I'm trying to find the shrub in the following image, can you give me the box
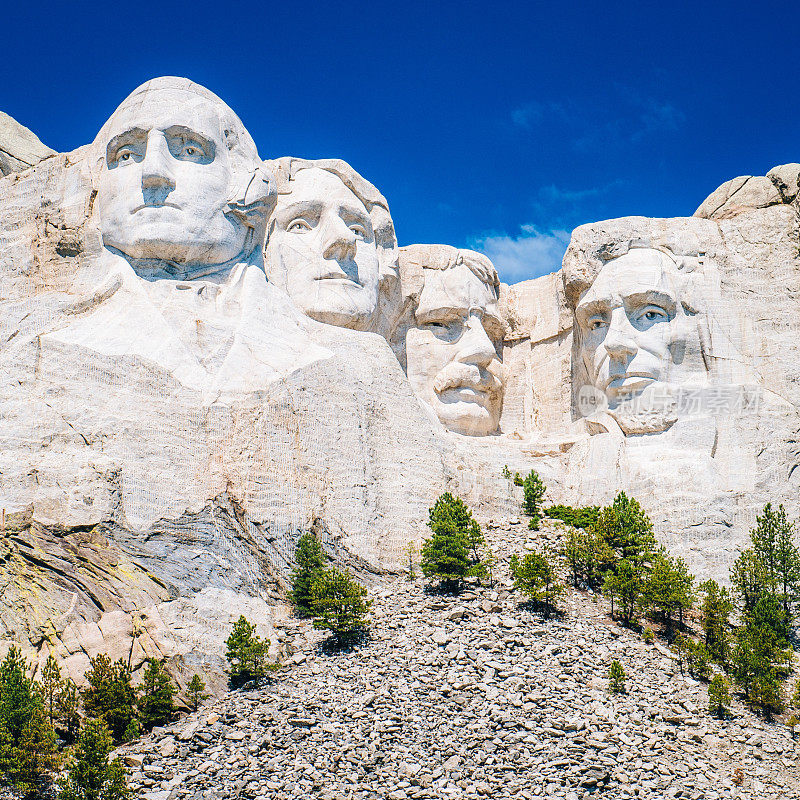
[544,504,599,530]
[708,675,731,719]
[187,675,209,712]
[405,542,417,581]
[521,471,546,529]
[311,568,372,643]
[137,660,176,731]
[420,493,483,591]
[509,550,564,615]
[608,660,625,694]
[674,634,711,681]
[643,627,655,645]
[225,616,277,686]
[58,717,130,800]
[82,655,138,744]
[290,533,328,616]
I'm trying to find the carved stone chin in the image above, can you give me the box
[400,244,505,437]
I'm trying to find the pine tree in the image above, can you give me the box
[225,616,276,686]
[699,579,733,665]
[290,534,328,616]
[708,675,731,718]
[0,647,58,792]
[59,718,130,800]
[509,550,564,615]
[730,548,768,618]
[40,654,63,726]
[420,493,483,592]
[82,655,138,743]
[595,492,656,564]
[311,568,372,643]
[137,659,176,730]
[602,559,644,625]
[643,550,695,630]
[521,471,546,529]
[187,675,209,712]
[608,660,625,694]
[58,678,81,743]
[15,707,59,794]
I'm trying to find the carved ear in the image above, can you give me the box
[226,162,277,224]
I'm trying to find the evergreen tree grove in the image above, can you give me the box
[82,655,138,744]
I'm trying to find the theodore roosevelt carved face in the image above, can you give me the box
[91,77,269,278]
[574,247,710,431]
[401,245,504,436]
[265,160,398,332]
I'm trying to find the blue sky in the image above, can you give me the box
[3,1,798,283]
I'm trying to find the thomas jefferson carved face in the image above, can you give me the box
[575,248,694,406]
[94,83,256,271]
[265,168,380,330]
[405,256,504,436]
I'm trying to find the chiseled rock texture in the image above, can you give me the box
[0,110,54,176]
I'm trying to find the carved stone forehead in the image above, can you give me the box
[277,167,369,214]
[579,248,681,307]
[89,76,259,178]
[416,263,498,317]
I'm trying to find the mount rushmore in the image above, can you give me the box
[1,76,799,681]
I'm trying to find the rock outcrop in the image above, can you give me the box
[0,110,55,176]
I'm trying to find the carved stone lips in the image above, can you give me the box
[603,372,656,391]
[131,202,181,212]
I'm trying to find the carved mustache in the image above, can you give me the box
[433,362,501,396]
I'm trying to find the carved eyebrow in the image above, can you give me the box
[106,127,147,160]
[277,199,324,217]
[415,306,465,324]
[575,298,611,323]
[624,290,676,314]
[163,125,215,156]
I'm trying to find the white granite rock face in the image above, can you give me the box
[0,110,55,176]
[2,76,800,679]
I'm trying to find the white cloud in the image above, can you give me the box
[470,225,571,282]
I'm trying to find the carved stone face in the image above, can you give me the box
[406,263,504,436]
[95,88,248,267]
[265,168,380,330]
[575,248,686,403]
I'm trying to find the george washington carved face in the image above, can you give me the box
[92,78,268,276]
